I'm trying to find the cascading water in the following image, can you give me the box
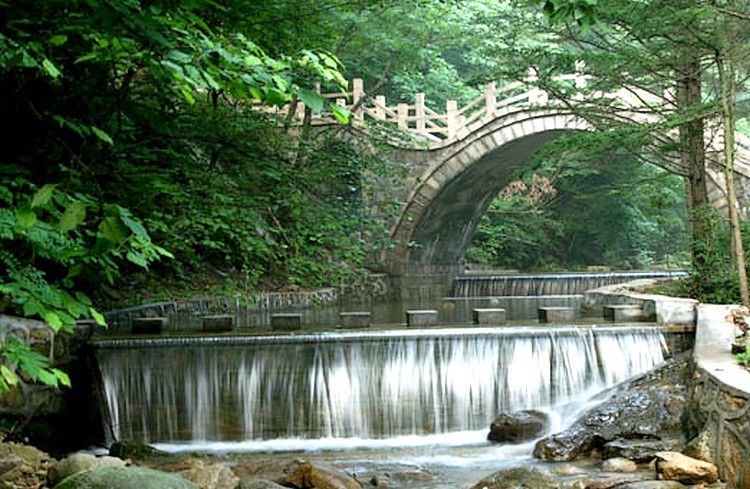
[446,271,687,320]
[450,271,687,297]
[96,326,667,449]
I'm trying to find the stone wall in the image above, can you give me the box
[104,274,393,331]
[0,315,96,417]
[685,305,750,489]
[0,315,103,453]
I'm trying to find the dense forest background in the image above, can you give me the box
[2,0,750,385]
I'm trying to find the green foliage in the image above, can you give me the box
[736,348,750,366]
[467,147,689,271]
[0,0,356,393]
[676,206,750,304]
[0,337,70,392]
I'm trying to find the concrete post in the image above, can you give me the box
[485,81,496,120]
[375,95,386,120]
[446,99,458,139]
[352,78,364,116]
[397,103,408,129]
[415,92,426,134]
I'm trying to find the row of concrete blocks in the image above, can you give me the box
[129,304,645,334]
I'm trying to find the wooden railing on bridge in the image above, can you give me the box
[280,70,595,146]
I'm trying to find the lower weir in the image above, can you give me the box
[96,326,668,446]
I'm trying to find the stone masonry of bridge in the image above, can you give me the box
[289,74,750,296]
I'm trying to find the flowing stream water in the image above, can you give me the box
[94,272,680,486]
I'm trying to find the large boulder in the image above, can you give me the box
[533,355,688,461]
[487,410,549,443]
[48,453,125,486]
[51,466,199,489]
[654,451,719,485]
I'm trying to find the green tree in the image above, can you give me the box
[0,0,350,391]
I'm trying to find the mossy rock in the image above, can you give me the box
[51,466,199,489]
[109,440,167,460]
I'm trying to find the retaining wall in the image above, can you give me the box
[686,305,750,489]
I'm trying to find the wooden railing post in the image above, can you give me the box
[485,81,496,120]
[375,95,386,120]
[526,66,548,105]
[312,80,322,119]
[415,92,426,134]
[352,78,364,116]
[446,100,458,139]
[397,103,409,130]
[574,60,587,90]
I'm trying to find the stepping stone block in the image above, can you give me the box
[202,314,235,332]
[603,305,644,322]
[406,310,438,327]
[271,313,302,331]
[131,317,167,334]
[473,308,507,325]
[340,311,371,329]
[538,307,575,323]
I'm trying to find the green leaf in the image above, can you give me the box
[41,310,63,331]
[52,368,71,388]
[59,201,87,232]
[15,209,37,230]
[74,53,98,64]
[89,307,108,327]
[41,58,61,78]
[91,126,114,145]
[49,34,68,46]
[100,216,128,243]
[31,184,57,208]
[331,105,351,124]
[297,88,324,113]
[0,366,18,388]
[126,250,148,267]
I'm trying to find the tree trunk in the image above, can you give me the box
[676,55,710,272]
[717,52,749,306]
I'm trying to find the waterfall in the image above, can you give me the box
[450,271,687,298]
[97,326,667,445]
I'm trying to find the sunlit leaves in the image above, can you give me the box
[0,337,70,393]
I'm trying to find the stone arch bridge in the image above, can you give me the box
[290,75,750,293]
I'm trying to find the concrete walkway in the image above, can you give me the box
[694,304,750,393]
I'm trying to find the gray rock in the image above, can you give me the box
[179,460,239,489]
[603,439,678,463]
[239,480,288,489]
[51,466,199,489]
[0,454,24,475]
[488,410,549,443]
[601,457,637,472]
[48,453,125,486]
[683,428,715,463]
[533,356,689,461]
[469,466,560,489]
[616,482,687,489]
[109,440,167,460]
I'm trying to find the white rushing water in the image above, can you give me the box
[97,325,667,451]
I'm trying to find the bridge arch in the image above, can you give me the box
[389,109,593,271]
